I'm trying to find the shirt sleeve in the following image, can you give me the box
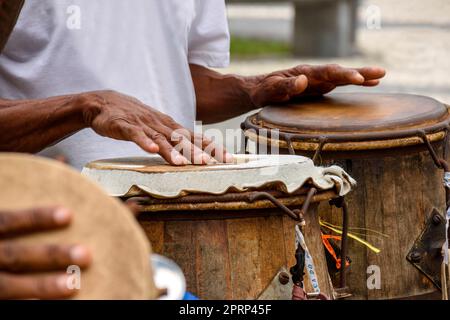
[188,0,230,68]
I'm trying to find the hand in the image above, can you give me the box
[248,64,386,107]
[79,91,232,166]
[0,207,92,300]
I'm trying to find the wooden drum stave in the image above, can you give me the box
[242,93,450,300]
[136,189,334,300]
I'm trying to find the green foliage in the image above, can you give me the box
[230,37,291,59]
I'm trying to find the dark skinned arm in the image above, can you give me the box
[191,64,386,124]
[0,91,229,165]
[0,95,87,153]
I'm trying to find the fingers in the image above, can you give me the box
[175,135,215,165]
[126,121,226,166]
[92,92,231,166]
[323,64,365,85]
[355,66,386,81]
[0,243,91,273]
[160,126,216,165]
[0,272,76,300]
[127,128,160,154]
[144,127,189,166]
[160,117,233,164]
[298,64,385,88]
[0,207,72,238]
[174,131,233,164]
[200,137,233,163]
[157,119,233,164]
[254,75,308,105]
[277,75,308,99]
[362,79,380,87]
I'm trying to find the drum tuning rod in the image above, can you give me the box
[247,191,301,221]
[247,190,316,222]
[298,188,317,218]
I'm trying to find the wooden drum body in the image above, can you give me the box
[137,190,335,300]
[243,93,450,300]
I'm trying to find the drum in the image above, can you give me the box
[83,154,356,300]
[242,93,450,300]
[0,153,157,300]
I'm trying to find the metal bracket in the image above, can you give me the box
[257,267,294,300]
[407,208,446,289]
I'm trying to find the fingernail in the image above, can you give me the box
[354,74,365,83]
[225,153,234,163]
[53,207,72,225]
[174,155,189,165]
[295,76,307,87]
[70,245,90,264]
[149,142,159,151]
[202,154,214,165]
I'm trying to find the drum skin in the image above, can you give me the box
[137,195,335,300]
[244,93,450,299]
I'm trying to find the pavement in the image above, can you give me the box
[202,0,450,153]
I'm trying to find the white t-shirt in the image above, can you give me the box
[0,0,230,170]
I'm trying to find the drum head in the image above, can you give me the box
[246,93,450,152]
[82,154,355,199]
[258,93,448,133]
[0,153,157,300]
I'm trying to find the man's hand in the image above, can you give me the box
[1,90,232,165]
[79,91,232,166]
[0,207,92,300]
[248,64,386,107]
[191,64,386,124]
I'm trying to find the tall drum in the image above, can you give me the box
[243,93,450,300]
[83,155,356,300]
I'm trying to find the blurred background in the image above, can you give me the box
[203,0,450,153]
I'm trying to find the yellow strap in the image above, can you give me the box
[321,219,389,239]
[320,219,381,254]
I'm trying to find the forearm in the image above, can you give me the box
[190,64,260,124]
[0,94,88,153]
[0,0,25,53]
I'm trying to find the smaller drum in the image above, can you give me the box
[0,153,157,300]
[242,93,450,300]
[83,155,356,300]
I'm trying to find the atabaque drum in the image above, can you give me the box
[243,93,450,300]
[83,154,356,300]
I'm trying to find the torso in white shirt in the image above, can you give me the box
[0,0,230,169]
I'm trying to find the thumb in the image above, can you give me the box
[275,75,308,99]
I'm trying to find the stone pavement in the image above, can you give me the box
[203,0,450,152]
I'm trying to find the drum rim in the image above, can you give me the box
[242,104,450,151]
[256,93,449,133]
[129,189,338,213]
